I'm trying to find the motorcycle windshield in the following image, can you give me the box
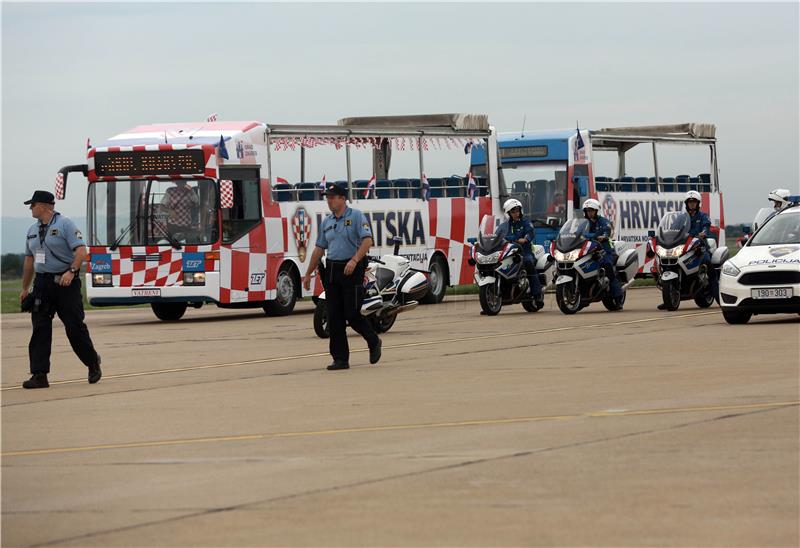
[752,207,775,232]
[477,215,507,252]
[656,212,690,248]
[556,218,589,252]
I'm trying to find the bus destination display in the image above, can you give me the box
[94,149,206,176]
[499,145,549,159]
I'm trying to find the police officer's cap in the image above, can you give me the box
[24,190,55,205]
[324,183,347,197]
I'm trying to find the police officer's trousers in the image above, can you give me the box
[522,256,542,299]
[29,273,99,375]
[600,252,623,298]
[325,260,379,364]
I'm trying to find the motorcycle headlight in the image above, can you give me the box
[555,249,580,262]
[183,272,206,286]
[92,273,112,287]
[656,246,682,258]
[721,261,740,277]
[476,251,501,264]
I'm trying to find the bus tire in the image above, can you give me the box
[264,264,298,316]
[151,302,187,321]
[421,255,447,304]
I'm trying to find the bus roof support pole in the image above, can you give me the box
[417,135,425,189]
[652,141,660,193]
[711,144,719,193]
[617,149,626,179]
[301,146,306,183]
[265,132,273,195]
[345,141,353,201]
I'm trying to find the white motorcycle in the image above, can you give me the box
[313,238,429,338]
[646,211,729,310]
[552,218,640,314]
[469,216,555,316]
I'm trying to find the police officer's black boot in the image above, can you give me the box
[369,338,382,364]
[326,361,350,371]
[22,374,49,389]
[88,354,102,384]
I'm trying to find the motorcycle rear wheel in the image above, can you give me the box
[556,284,581,315]
[521,299,542,312]
[661,280,681,311]
[313,302,329,339]
[479,284,503,316]
[694,288,715,308]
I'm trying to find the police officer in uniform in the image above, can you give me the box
[19,190,102,389]
[302,183,381,370]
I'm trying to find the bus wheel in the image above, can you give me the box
[264,265,298,316]
[421,255,447,304]
[151,302,187,321]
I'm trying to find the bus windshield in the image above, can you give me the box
[87,179,218,246]
[499,162,567,226]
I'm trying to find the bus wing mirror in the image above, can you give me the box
[573,176,589,196]
[220,180,234,208]
[55,164,88,199]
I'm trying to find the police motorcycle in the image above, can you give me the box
[312,237,429,338]
[551,218,639,314]
[646,211,729,310]
[468,216,554,316]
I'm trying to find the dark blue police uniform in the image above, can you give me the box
[498,217,542,300]
[316,187,380,367]
[586,216,623,298]
[25,210,100,378]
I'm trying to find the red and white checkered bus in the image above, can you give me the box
[56,114,504,320]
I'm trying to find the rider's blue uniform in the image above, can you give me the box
[687,209,716,295]
[498,217,542,299]
[585,216,622,298]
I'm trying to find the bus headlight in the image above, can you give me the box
[183,272,206,286]
[92,273,112,287]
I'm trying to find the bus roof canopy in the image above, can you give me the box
[266,113,490,138]
[590,123,716,150]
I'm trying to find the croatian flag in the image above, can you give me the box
[574,126,585,163]
[86,138,91,150]
[364,175,376,199]
[276,177,289,185]
[218,135,229,160]
[467,172,477,200]
[319,174,327,190]
[464,141,473,155]
[421,173,430,201]
[206,113,218,123]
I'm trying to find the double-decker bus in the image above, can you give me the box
[56,114,502,320]
[469,123,725,274]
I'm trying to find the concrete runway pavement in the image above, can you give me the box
[2,288,798,546]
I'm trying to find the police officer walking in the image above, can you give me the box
[302,183,381,370]
[19,190,102,389]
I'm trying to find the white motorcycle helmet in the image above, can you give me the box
[684,190,702,210]
[582,198,601,212]
[768,188,790,209]
[503,198,523,218]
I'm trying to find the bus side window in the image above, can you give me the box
[221,176,262,243]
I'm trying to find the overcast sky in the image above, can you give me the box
[2,1,798,243]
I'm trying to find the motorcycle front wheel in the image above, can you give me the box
[602,291,626,311]
[661,279,681,311]
[479,283,503,316]
[694,288,715,308]
[371,312,397,333]
[313,302,329,338]
[556,282,582,315]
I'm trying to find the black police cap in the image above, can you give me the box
[324,183,347,197]
[24,190,55,205]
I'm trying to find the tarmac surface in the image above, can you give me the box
[2,288,798,547]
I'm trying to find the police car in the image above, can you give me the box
[719,198,800,324]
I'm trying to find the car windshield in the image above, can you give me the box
[88,179,218,246]
[656,211,691,248]
[556,218,589,252]
[477,215,507,252]
[749,213,800,246]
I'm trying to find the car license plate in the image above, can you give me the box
[132,288,161,297]
[751,287,793,299]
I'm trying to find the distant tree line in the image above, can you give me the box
[2,254,25,278]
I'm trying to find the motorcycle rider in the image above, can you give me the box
[581,198,623,300]
[498,198,544,306]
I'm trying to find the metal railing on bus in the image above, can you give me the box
[593,174,713,193]
[271,177,490,202]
